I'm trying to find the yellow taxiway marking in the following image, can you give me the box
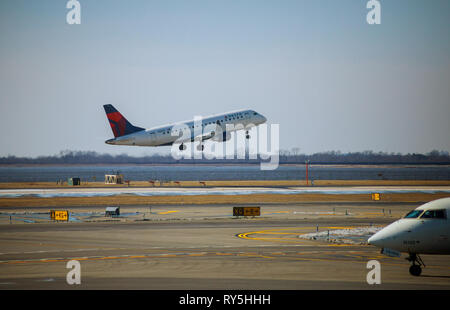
[2,251,450,271]
[128,255,147,259]
[237,253,275,259]
[237,227,316,245]
[157,210,179,215]
[215,252,233,256]
[186,253,206,257]
[237,226,373,247]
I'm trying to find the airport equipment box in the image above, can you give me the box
[105,174,124,184]
[105,206,120,217]
[233,206,261,217]
[68,177,81,186]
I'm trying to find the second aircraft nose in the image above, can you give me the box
[367,233,384,247]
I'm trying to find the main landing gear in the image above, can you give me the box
[406,253,425,276]
[178,143,204,151]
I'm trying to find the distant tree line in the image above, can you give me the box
[1,149,449,165]
[280,150,450,165]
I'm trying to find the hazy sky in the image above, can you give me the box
[1,0,449,157]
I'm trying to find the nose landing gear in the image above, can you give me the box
[406,253,425,276]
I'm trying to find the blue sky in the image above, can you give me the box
[0,0,449,157]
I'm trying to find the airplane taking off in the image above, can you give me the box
[368,197,450,276]
[103,104,267,150]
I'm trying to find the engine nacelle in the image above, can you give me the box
[212,131,231,142]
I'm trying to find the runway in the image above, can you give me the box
[1,185,450,198]
[1,202,449,290]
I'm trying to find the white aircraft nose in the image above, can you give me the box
[367,220,406,248]
[367,233,384,247]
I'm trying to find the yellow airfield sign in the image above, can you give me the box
[50,210,69,221]
[372,193,381,201]
[233,207,261,217]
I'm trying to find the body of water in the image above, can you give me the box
[0,165,449,182]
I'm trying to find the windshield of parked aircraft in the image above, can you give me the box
[420,209,447,219]
[404,210,423,218]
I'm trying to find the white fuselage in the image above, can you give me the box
[368,198,450,255]
[106,109,267,147]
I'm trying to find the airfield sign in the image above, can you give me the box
[50,210,69,221]
[233,207,261,217]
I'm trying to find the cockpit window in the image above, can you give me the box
[404,210,423,219]
[420,209,447,219]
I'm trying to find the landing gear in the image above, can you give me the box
[406,253,425,276]
[178,143,204,151]
[409,265,422,277]
[245,130,250,139]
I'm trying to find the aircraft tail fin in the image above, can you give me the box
[103,104,145,138]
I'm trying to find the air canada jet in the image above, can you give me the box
[103,104,267,151]
[368,197,450,276]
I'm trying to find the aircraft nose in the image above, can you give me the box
[368,228,397,248]
[367,233,384,247]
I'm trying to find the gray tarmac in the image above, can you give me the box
[0,202,449,290]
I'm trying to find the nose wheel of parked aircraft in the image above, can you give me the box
[406,253,425,276]
[179,143,187,151]
[245,130,250,139]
